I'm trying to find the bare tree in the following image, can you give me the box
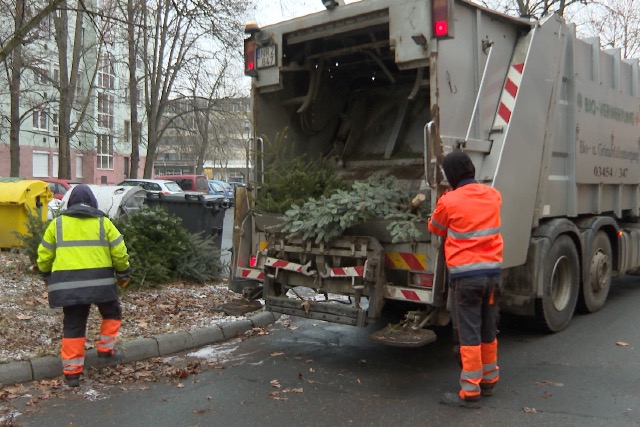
[139,0,247,178]
[0,0,65,63]
[577,0,640,59]
[52,0,109,179]
[176,52,237,176]
[474,0,589,18]
[0,0,64,176]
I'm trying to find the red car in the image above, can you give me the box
[40,178,82,200]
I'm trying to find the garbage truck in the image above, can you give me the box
[231,0,640,345]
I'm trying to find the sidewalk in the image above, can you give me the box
[0,310,279,386]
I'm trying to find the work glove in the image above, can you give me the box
[41,271,51,286]
[116,271,131,290]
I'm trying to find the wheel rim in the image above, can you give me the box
[590,250,610,294]
[551,255,572,311]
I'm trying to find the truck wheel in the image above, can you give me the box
[578,231,612,313]
[535,235,579,332]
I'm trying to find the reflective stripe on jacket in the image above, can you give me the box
[428,182,503,278]
[37,212,130,308]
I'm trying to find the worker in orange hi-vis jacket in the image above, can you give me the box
[37,184,130,388]
[428,150,504,409]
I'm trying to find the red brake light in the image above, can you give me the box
[432,0,454,39]
[250,255,257,267]
[244,38,258,77]
[434,20,448,37]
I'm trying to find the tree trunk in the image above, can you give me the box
[143,121,157,178]
[127,0,140,178]
[9,0,24,177]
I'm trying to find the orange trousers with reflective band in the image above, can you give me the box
[62,301,122,375]
[451,274,501,400]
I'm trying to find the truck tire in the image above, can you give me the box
[578,231,612,313]
[535,235,579,332]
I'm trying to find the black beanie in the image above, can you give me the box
[68,184,98,208]
[442,151,475,189]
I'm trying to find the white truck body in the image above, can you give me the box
[232,0,640,341]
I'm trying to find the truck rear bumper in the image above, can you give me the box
[265,295,369,327]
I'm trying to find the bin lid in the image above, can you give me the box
[0,180,53,205]
[60,185,147,219]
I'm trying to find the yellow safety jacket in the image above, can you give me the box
[37,205,130,308]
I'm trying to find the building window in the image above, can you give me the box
[52,112,59,133]
[97,53,115,89]
[32,108,48,131]
[76,155,83,178]
[75,71,84,99]
[38,14,51,38]
[34,66,49,84]
[97,134,113,170]
[32,152,49,177]
[52,153,59,178]
[123,119,130,142]
[97,92,114,129]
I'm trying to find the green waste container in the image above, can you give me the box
[0,180,53,249]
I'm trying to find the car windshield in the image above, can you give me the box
[209,182,224,192]
[164,182,182,192]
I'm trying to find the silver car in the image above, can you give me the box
[117,179,184,194]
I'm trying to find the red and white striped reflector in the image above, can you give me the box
[325,265,365,278]
[495,63,524,126]
[385,285,433,304]
[237,267,264,281]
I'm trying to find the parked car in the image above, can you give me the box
[228,181,246,190]
[208,180,234,205]
[155,175,210,194]
[117,179,183,195]
[40,178,81,200]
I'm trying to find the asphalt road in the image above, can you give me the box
[17,274,640,427]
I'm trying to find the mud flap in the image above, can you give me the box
[368,325,437,347]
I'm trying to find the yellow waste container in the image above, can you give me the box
[0,180,53,249]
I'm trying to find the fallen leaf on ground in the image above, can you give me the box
[269,391,288,401]
[523,407,537,413]
[270,352,285,357]
[616,341,630,347]
[534,380,563,387]
[270,379,281,388]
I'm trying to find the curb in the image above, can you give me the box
[0,310,279,387]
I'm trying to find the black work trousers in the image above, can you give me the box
[62,300,122,338]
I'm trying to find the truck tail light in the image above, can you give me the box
[250,255,258,267]
[411,273,434,288]
[244,22,260,77]
[244,38,258,77]
[432,0,454,39]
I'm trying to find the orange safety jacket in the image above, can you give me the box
[428,180,503,278]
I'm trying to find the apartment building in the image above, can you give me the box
[0,0,145,183]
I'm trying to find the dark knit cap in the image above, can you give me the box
[68,184,98,208]
[442,151,475,189]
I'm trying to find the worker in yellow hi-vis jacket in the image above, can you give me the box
[37,184,130,387]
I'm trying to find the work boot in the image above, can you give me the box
[440,392,480,409]
[480,384,495,397]
[95,348,123,367]
[65,374,81,388]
